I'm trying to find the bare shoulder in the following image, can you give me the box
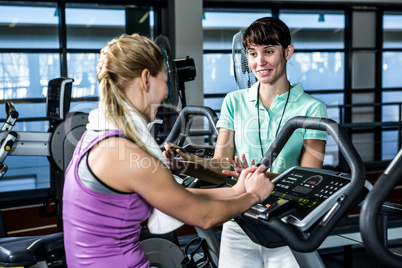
[87,136,165,193]
[88,137,137,162]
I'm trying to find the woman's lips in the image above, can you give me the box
[257,69,271,76]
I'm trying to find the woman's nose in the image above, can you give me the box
[257,55,266,65]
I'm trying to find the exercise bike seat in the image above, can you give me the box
[0,232,63,267]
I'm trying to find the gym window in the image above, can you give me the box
[382,11,402,160]
[202,7,345,168]
[203,9,271,112]
[0,1,156,201]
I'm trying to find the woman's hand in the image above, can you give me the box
[162,142,179,158]
[163,142,183,165]
[232,165,257,195]
[222,154,255,179]
[243,165,274,203]
[162,142,197,164]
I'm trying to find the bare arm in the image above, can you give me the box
[163,128,234,163]
[213,128,235,160]
[163,128,238,186]
[89,137,274,229]
[300,139,326,168]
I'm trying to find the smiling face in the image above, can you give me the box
[242,17,294,87]
[247,43,290,86]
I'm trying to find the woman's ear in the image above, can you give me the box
[285,45,294,61]
[140,69,150,92]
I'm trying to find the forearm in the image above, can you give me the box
[184,192,260,229]
[188,185,239,200]
[148,166,272,230]
[209,192,260,225]
[195,157,232,172]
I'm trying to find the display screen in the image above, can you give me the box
[293,185,312,194]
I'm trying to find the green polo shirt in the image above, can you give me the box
[216,82,327,173]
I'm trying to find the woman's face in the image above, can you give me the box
[147,64,168,121]
[247,44,289,85]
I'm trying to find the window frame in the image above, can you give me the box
[202,2,402,172]
[0,0,163,206]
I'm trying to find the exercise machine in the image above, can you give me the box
[140,105,220,268]
[360,147,402,268]
[160,109,375,268]
[164,105,220,267]
[235,116,372,267]
[0,92,221,268]
[0,78,85,268]
[0,102,65,268]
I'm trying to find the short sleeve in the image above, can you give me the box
[304,101,328,141]
[216,94,235,132]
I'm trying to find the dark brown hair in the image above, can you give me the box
[242,17,291,50]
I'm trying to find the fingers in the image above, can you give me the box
[225,157,242,174]
[162,143,173,164]
[241,154,249,168]
[255,164,267,174]
[162,150,170,159]
[225,157,235,165]
[163,142,184,157]
[222,170,239,178]
[163,142,185,164]
[232,164,262,196]
[240,164,264,176]
[163,142,175,157]
[224,155,257,179]
[233,156,242,172]
[240,165,258,178]
[227,155,255,175]
[243,164,274,203]
[175,149,191,161]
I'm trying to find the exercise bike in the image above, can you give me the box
[0,101,222,268]
[0,102,66,268]
[141,105,221,268]
[235,116,372,267]
[0,78,87,268]
[360,145,402,268]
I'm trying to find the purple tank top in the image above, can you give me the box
[63,130,152,268]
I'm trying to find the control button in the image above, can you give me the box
[251,204,269,213]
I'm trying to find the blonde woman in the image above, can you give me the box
[62,33,274,268]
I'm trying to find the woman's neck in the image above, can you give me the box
[258,79,291,110]
[259,77,290,95]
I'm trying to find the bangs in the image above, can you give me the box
[243,24,281,48]
[242,17,291,50]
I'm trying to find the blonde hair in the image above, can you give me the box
[96,33,164,149]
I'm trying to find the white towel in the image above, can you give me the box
[87,102,184,234]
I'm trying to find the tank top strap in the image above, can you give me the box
[74,130,126,158]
